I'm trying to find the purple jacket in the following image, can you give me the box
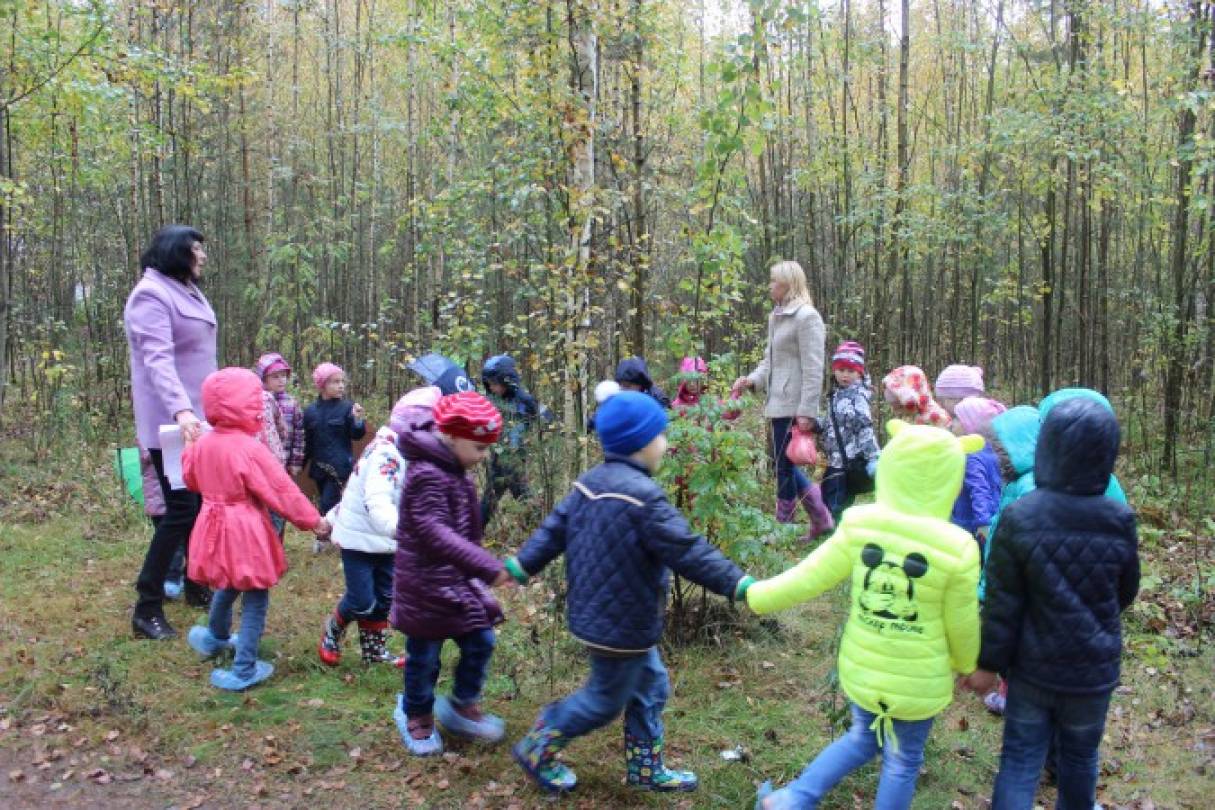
[124,269,218,449]
[390,422,505,640]
[951,445,1002,536]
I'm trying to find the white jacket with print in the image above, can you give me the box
[327,426,404,555]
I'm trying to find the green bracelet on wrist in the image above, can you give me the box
[735,575,756,602]
[504,556,529,585]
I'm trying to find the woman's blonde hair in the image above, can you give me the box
[770,260,813,308]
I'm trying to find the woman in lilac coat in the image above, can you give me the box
[124,225,217,640]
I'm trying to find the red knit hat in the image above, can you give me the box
[831,340,866,374]
[433,391,502,443]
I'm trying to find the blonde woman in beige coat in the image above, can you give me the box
[732,261,833,538]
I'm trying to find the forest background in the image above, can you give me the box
[0,0,1213,808]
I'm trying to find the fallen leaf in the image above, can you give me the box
[87,768,111,784]
[241,758,255,771]
[155,768,173,781]
[9,769,25,782]
[104,730,120,742]
[436,778,450,790]
[182,754,197,769]
[306,698,324,708]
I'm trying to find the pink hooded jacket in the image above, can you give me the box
[185,368,322,590]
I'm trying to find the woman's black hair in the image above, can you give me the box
[140,225,205,282]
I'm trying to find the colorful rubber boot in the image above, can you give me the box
[798,484,835,540]
[775,498,799,524]
[625,733,698,792]
[317,610,347,666]
[356,620,395,665]
[435,694,505,742]
[393,694,443,757]
[512,717,577,793]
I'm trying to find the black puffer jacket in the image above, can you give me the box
[513,455,746,653]
[979,397,1139,694]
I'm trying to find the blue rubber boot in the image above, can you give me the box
[625,733,698,792]
[434,694,505,743]
[209,660,273,691]
[393,694,443,757]
[512,717,577,794]
[186,626,238,659]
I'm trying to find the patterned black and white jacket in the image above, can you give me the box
[823,380,881,470]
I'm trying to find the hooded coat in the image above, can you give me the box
[184,368,322,591]
[981,393,1129,598]
[748,421,982,734]
[615,357,671,409]
[979,397,1140,694]
[482,354,551,451]
[389,418,505,640]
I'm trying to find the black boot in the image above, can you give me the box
[183,579,212,609]
[132,613,178,640]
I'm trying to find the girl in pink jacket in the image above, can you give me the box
[183,367,332,691]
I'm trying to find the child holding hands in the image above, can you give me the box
[182,368,331,691]
[390,391,513,756]
[506,392,754,794]
[317,386,442,667]
[748,420,984,809]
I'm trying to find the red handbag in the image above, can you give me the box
[785,425,818,466]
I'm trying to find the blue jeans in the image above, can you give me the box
[312,474,344,515]
[542,647,669,740]
[208,588,269,680]
[770,703,934,810]
[992,678,1111,810]
[770,418,812,501]
[821,467,853,517]
[402,628,496,717]
[337,549,394,623]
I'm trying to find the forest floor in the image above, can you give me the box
[0,428,1212,809]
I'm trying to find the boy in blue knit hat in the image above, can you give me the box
[504,391,755,795]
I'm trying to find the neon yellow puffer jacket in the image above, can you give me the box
[748,421,982,742]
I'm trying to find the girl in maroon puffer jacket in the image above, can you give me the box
[389,391,513,757]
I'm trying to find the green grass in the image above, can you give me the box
[0,442,1212,808]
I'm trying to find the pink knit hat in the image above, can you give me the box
[678,356,708,376]
[954,396,1007,435]
[312,362,344,390]
[254,352,291,380]
[389,385,442,435]
[935,364,985,401]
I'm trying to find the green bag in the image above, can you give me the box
[115,447,145,507]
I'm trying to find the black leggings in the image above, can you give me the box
[133,448,202,618]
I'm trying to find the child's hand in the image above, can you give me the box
[731,377,752,397]
[352,403,366,421]
[314,517,332,537]
[490,569,514,589]
[962,669,997,695]
[796,416,816,433]
[176,409,203,443]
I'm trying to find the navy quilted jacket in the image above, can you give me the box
[979,397,1139,694]
[514,455,746,653]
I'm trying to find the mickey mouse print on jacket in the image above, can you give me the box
[748,420,984,725]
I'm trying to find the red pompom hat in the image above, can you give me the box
[433,391,503,444]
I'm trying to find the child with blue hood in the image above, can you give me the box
[965,396,1139,810]
[480,354,552,524]
[979,388,1129,716]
